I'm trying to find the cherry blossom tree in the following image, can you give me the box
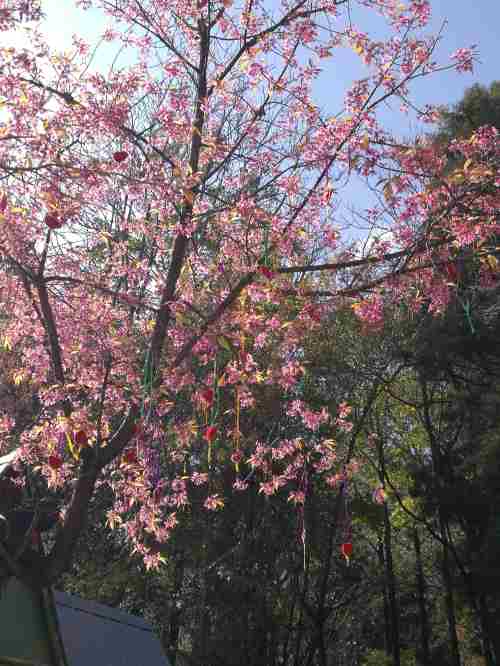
[0,0,496,584]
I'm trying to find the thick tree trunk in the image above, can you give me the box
[413,527,431,666]
[164,553,185,666]
[440,516,461,666]
[477,594,498,666]
[293,568,310,666]
[384,502,401,666]
[281,592,297,666]
[195,572,210,664]
[378,538,392,657]
[420,377,460,666]
[377,436,400,666]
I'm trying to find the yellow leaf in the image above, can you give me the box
[486,255,499,271]
[66,432,80,461]
[13,371,24,386]
[450,171,465,184]
[183,190,194,206]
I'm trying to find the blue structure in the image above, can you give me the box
[0,450,170,665]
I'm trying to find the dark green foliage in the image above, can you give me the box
[436,81,500,142]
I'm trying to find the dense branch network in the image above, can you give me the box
[0,0,495,581]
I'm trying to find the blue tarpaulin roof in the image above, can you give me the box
[0,451,170,666]
[53,591,170,666]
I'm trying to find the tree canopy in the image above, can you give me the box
[0,0,498,608]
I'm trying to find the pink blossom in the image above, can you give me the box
[191,472,209,486]
[337,402,352,419]
[204,494,224,511]
[233,478,249,491]
[372,485,386,505]
[451,47,476,73]
[171,478,187,493]
[336,418,354,433]
[230,449,244,464]
[302,408,329,431]
[259,476,286,496]
[287,490,306,505]
[352,295,384,330]
[325,473,345,488]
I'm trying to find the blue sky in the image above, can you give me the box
[24,1,500,221]
[313,0,500,133]
[309,0,500,220]
[39,0,499,117]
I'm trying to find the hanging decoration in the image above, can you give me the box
[340,476,353,565]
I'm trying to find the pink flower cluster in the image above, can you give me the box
[451,47,476,73]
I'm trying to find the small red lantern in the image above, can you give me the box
[122,449,138,465]
[48,454,63,470]
[204,425,217,443]
[304,304,322,323]
[201,388,214,406]
[131,422,142,437]
[445,262,458,283]
[74,430,88,447]
[44,213,64,230]
[0,193,7,212]
[113,151,128,163]
[258,266,274,280]
[231,449,243,465]
[340,542,353,563]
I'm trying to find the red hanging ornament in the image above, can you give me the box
[113,150,128,163]
[258,266,274,280]
[74,430,89,447]
[0,193,7,212]
[44,213,64,230]
[131,422,142,438]
[122,449,138,465]
[444,261,458,283]
[204,425,217,443]
[340,542,353,564]
[304,304,322,323]
[230,449,243,465]
[201,388,214,406]
[48,454,63,470]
